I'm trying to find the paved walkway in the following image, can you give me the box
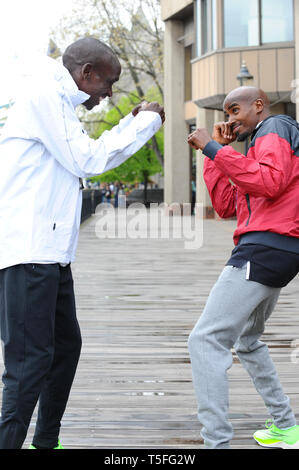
[1,211,299,449]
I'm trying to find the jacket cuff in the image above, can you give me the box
[203,140,223,160]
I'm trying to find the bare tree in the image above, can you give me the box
[51,0,164,164]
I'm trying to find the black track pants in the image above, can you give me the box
[0,263,82,449]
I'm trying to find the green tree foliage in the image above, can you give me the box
[51,0,164,168]
[87,90,163,187]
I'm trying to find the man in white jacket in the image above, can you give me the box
[0,37,164,449]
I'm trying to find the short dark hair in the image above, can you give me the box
[62,37,118,72]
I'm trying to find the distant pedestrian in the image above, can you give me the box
[188,86,299,449]
[191,174,196,215]
[114,182,120,208]
[104,184,112,203]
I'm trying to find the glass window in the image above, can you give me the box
[196,0,201,56]
[224,0,259,48]
[201,0,208,54]
[212,0,217,50]
[196,0,217,56]
[261,0,294,43]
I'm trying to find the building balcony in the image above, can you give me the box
[191,43,295,111]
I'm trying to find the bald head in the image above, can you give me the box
[223,86,270,112]
[62,37,120,73]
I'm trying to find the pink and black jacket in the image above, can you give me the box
[202,115,299,253]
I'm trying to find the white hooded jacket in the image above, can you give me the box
[0,57,162,269]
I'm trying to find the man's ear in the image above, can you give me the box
[255,98,264,115]
[81,63,93,80]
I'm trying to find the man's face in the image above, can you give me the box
[79,59,121,110]
[223,98,261,142]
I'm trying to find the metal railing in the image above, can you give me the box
[81,189,102,223]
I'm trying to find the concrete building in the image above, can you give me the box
[161,0,298,216]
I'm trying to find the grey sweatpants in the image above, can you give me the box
[188,264,296,449]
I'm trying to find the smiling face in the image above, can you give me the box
[73,57,121,110]
[224,99,259,142]
[223,87,270,142]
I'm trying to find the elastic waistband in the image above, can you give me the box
[239,231,299,254]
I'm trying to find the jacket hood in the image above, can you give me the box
[251,114,299,141]
[264,114,299,130]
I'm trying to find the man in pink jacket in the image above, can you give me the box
[187,86,299,449]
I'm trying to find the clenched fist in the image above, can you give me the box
[188,122,237,151]
[212,122,237,145]
[188,128,212,151]
[132,101,165,124]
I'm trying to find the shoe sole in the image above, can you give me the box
[254,436,299,449]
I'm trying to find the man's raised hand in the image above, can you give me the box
[132,101,165,124]
[187,128,212,151]
[212,122,237,145]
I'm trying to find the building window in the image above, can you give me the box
[223,0,294,49]
[196,0,217,56]
[224,0,259,48]
[212,0,217,51]
[261,0,294,43]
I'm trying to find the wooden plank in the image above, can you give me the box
[0,214,299,449]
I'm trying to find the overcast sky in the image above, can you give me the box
[0,0,75,103]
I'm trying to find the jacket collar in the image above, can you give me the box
[50,58,90,108]
[250,115,273,140]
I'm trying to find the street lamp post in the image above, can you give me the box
[236,61,254,154]
[237,60,254,87]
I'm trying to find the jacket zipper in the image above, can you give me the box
[245,194,251,226]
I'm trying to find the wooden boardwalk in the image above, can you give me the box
[1,211,299,449]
